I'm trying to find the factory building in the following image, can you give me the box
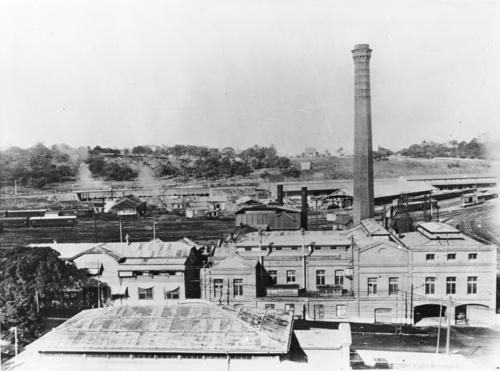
[202,220,496,325]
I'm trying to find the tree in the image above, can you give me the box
[373,146,394,161]
[337,147,345,157]
[0,247,93,349]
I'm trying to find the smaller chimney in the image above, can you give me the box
[277,184,284,205]
[301,187,308,230]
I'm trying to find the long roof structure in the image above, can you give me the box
[8,303,293,357]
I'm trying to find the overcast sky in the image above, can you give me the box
[0,0,499,154]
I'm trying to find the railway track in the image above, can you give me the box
[441,202,500,245]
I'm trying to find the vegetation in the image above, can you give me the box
[0,143,81,188]
[86,144,296,181]
[397,138,487,159]
[0,247,93,350]
[0,138,490,189]
[373,146,394,161]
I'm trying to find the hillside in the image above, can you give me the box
[290,155,494,180]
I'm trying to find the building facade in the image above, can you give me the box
[203,220,497,325]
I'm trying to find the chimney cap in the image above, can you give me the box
[353,43,371,50]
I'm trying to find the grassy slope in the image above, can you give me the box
[290,155,494,180]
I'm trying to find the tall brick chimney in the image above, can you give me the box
[352,44,374,226]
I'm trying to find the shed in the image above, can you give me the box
[235,205,301,231]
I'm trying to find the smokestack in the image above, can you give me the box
[301,187,308,230]
[352,44,375,226]
[277,184,284,206]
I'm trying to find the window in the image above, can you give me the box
[316,270,326,287]
[447,253,456,260]
[275,246,282,251]
[336,304,347,316]
[467,276,477,294]
[335,270,344,287]
[388,277,399,296]
[265,304,275,309]
[284,304,295,312]
[425,277,436,295]
[268,270,277,284]
[314,304,324,320]
[286,270,296,283]
[426,254,435,261]
[330,246,337,250]
[446,277,456,295]
[291,246,298,250]
[468,253,477,260]
[138,287,153,300]
[233,279,243,297]
[368,278,377,295]
[213,279,223,297]
[314,246,321,250]
[165,288,179,299]
[244,247,251,251]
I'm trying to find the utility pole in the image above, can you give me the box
[119,217,123,242]
[301,229,306,290]
[410,284,414,323]
[35,289,40,314]
[10,327,18,357]
[446,296,452,355]
[93,214,97,243]
[97,276,101,309]
[436,299,443,353]
[314,198,319,230]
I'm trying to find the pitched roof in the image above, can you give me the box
[110,195,145,210]
[212,253,258,270]
[263,179,435,199]
[102,239,195,259]
[18,303,293,355]
[236,230,352,247]
[235,205,300,214]
[29,239,198,263]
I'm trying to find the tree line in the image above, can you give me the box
[0,138,489,188]
[86,144,299,181]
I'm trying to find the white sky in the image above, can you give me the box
[0,0,499,154]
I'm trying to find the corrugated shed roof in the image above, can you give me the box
[236,205,301,214]
[235,230,352,247]
[24,303,293,354]
[263,179,435,198]
[101,240,195,259]
[29,239,198,263]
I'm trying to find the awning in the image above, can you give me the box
[163,284,180,293]
[110,285,128,296]
[118,271,134,277]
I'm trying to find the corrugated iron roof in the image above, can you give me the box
[263,179,435,198]
[236,230,352,247]
[101,240,195,259]
[26,303,293,355]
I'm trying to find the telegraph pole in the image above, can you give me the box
[436,299,443,353]
[119,217,123,242]
[446,296,452,355]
